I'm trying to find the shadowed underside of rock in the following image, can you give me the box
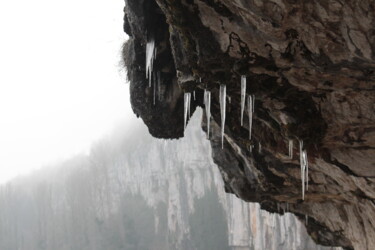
[123,1,375,249]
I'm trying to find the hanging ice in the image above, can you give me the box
[240,75,246,126]
[204,90,211,138]
[193,91,196,101]
[219,85,226,149]
[299,140,309,200]
[303,150,309,191]
[145,39,156,87]
[288,139,293,159]
[188,93,191,117]
[247,95,255,139]
[258,142,262,153]
[184,93,191,129]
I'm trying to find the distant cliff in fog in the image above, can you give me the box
[0,110,339,250]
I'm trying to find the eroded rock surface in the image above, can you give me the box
[123,1,375,249]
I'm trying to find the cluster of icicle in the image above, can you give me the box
[145,54,311,200]
[145,39,163,106]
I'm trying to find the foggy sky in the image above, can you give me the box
[0,0,139,183]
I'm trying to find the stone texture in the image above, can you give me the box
[123,0,375,249]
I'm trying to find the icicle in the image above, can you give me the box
[219,84,226,149]
[247,95,253,139]
[303,150,309,191]
[204,90,211,139]
[288,139,293,159]
[258,142,262,153]
[187,92,191,118]
[193,91,196,101]
[249,144,254,152]
[305,215,308,226]
[240,75,246,126]
[184,93,190,129]
[299,140,305,200]
[145,39,156,88]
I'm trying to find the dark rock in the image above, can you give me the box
[123,0,375,249]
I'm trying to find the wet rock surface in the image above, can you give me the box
[123,0,375,249]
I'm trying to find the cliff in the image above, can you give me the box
[0,112,335,250]
[123,1,375,249]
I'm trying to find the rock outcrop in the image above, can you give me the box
[123,1,375,249]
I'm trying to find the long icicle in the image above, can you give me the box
[240,75,246,126]
[184,93,190,129]
[204,90,211,139]
[188,92,191,118]
[288,139,293,159]
[304,150,309,191]
[145,39,155,88]
[219,85,226,149]
[299,140,305,200]
[247,95,253,140]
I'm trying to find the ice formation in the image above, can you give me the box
[240,75,246,126]
[184,93,191,129]
[247,95,255,139]
[219,85,226,149]
[204,90,211,138]
[145,39,156,87]
[299,140,309,200]
[303,150,309,191]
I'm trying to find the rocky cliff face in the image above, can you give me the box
[123,1,375,249]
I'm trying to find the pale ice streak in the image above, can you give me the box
[204,90,211,139]
[299,140,309,200]
[247,95,255,140]
[184,92,191,130]
[219,85,226,149]
[240,75,246,126]
[145,39,156,87]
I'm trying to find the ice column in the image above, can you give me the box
[240,75,246,126]
[219,85,226,149]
